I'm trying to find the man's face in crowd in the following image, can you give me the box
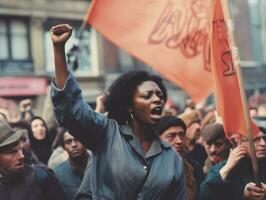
[63,132,87,159]
[254,131,266,159]
[0,142,25,175]
[203,138,229,164]
[186,122,201,143]
[160,126,186,153]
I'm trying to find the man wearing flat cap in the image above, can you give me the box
[200,123,231,175]
[200,127,266,200]
[0,119,25,176]
[0,119,65,200]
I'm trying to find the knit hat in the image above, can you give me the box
[157,116,187,135]
[200,123,225,143]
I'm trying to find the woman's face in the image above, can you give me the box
[31,119,46,140]
[132,81,165,125]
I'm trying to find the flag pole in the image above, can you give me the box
[78,20,88,40]
[78,0,95,40]
[220,0,261,186]
[67,1,94,71]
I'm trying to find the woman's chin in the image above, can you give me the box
[150,115,162,123]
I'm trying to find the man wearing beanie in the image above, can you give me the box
[158,116,204,200]
[200,123,231,174]
[200,127,266,200]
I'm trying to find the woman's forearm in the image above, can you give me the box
[53,44,68,88]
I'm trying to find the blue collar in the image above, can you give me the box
[119,124,171,159]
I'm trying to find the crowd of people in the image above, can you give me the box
[0,24,266,200]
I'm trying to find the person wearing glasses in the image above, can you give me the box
[199,127,266,200]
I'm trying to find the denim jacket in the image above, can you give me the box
[51,72,186,200]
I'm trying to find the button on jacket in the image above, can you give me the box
[51,72,186,200]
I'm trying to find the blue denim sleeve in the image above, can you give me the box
[50,72,109,151]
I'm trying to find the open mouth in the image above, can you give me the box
[150,107,163,122]
[151,106,163,116]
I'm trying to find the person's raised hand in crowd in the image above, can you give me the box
[50,24,72,46]
[19,99,34,123]
[219,143,249,180]
[50,24,73,89]
[95,94,106,114]
[244,182,266,200]
[19,99,32,113]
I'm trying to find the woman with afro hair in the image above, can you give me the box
[50,24,186,200]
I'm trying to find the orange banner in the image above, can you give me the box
[211,0,258,138]
[87,0,213,103]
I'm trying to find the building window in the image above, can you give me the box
[0,18,31,61]
[0,21,9,59]
[0,17,32,74]
[10,20,29,60]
